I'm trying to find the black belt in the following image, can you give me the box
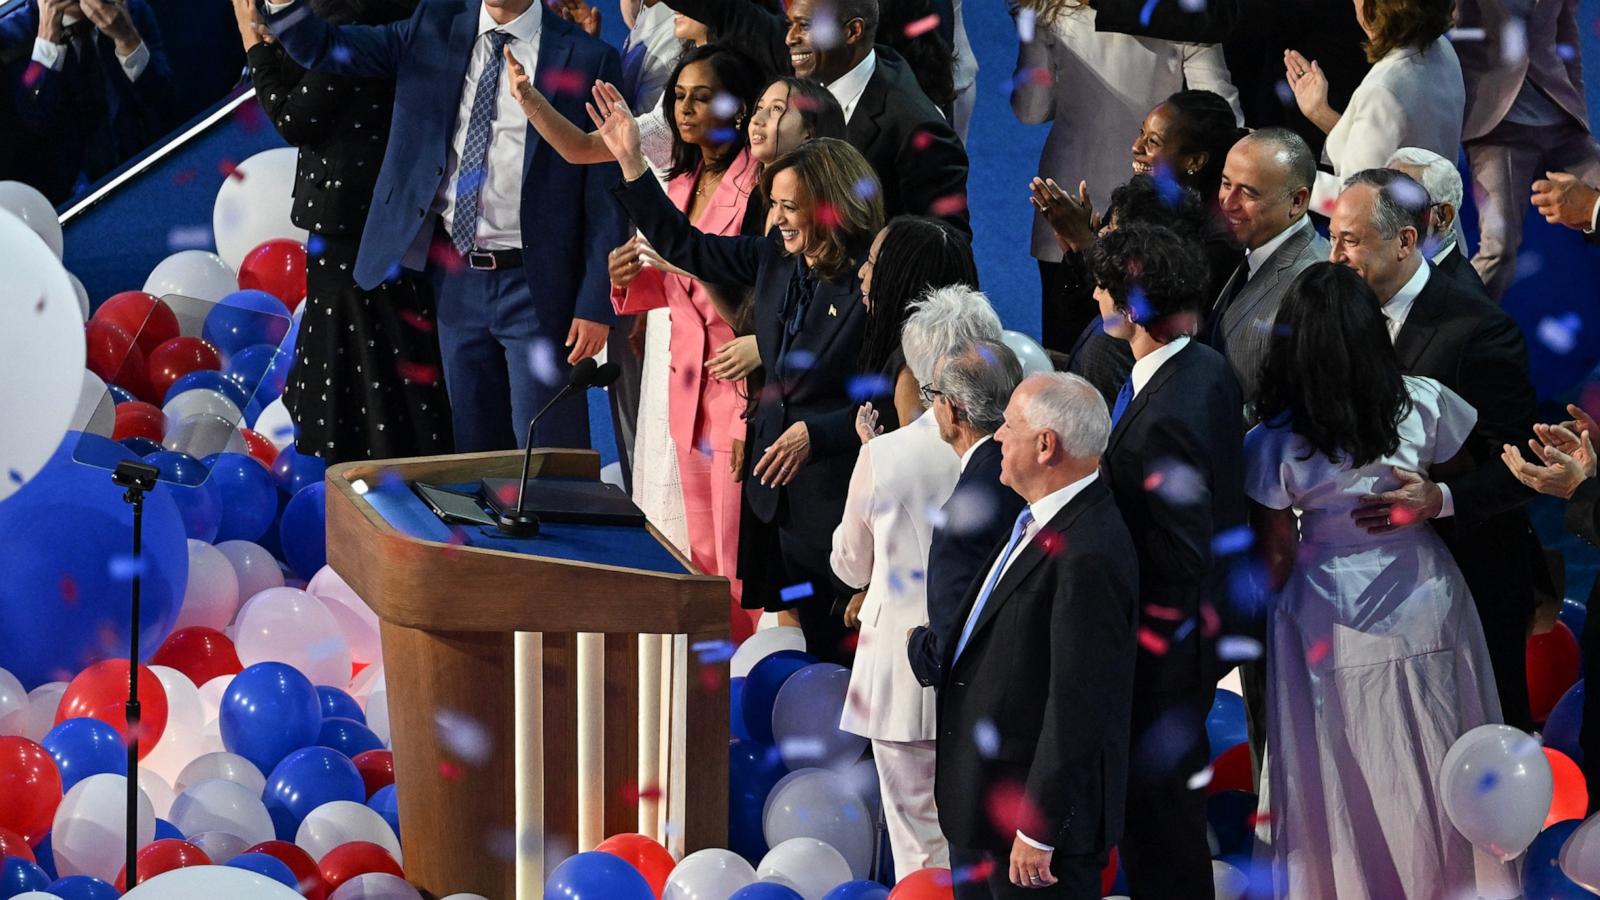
[465,247,523,270]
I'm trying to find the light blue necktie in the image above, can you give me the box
[1109,380,1133,428]
[451,30,515,255]
[952,507,1034,661]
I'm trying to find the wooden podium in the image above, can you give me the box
[325,449,730,899]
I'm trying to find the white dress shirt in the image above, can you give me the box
[1130,335,1190,398]
[32,16,149,82]
[828,50,877,124]
[958,434,992,471]
[1245,216,1311,278]
[432,5,543,250]
[1381,260,1457,519]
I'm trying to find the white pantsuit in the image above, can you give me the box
[831,413,961,876]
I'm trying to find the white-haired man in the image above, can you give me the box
[1387,147,1489,293]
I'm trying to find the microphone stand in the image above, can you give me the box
[112,459,159,890]
[497,360,622,537]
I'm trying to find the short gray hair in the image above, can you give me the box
[901,285,1004,385]
[1341,168,1430,239]
[1240,127,1316,195]
[1386,146,1462,211]
[936,339,1023,435]
[1015,372,1111,459]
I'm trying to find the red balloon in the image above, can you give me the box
[1528,622,1582,723]
[116,838,211,891]
[1100,846,1118,896]
[93,291,179,355]
[113,400,166,443]
[1206,742,1253,796]
[247,840,328,900]
[319,841,404,891]
[85,319,149,397]
[889,867,955,900]
[238,428,279,468]
[239,239,308,311]
[150,627,244,687]
[57,660,169,758]
[596,832,675,898]
[352,749,395,799]
[0,737,62,844]
[1545,747,1588,828]
[0,826,37,863]
[145,336,223,403]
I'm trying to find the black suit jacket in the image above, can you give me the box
[1435,243,1489,295]
[934,478,1138,854]
[847,50,970,234]
[908,437,1028,688]
[1103,341,1249,687]
[613,173,864,538]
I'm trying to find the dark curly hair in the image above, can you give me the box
[1362,0,1453,62]
[1254,263,1411,467]
[1104,175,1209,243]
[1087,223,1208,343]
[858,216,978,374]
[877,0,956,109]
[1163,90,1245,203]
[661,44,770,181]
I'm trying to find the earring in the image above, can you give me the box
[1186,167,1198,175]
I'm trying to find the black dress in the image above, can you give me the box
[247,13,451,464]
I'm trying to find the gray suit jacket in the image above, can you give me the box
[1206,218,1329,421]
[1457,0,1589,141]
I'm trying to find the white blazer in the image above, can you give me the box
[1311,37,1466,212]
[830,413,960,743]
[1012,6,1240,262]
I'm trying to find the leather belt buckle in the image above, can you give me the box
[467,250,498,271]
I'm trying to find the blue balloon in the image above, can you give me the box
[224,343,292,409]
[47,876,119,900]
[226,852,299,890]
[730,676,750,741]
[0,858,49,898]
[1523,820,1589,899]
[202,290,291,357]
[270,446,326,497]
[0,433,186,688]
[154,817,184,841]
[730,885,804,900]
[1545,680,1585,766]
[119,436,163,457]
[221,662,322,775]
[145,450,224,543]
[1206,789,1258,860]
[317,686,366,723]
[742,650,817,744]
[262,746,366,840]
[822,881,890,900]
[368,783,401,840]
[543,851,653,900]
[729,739,786,863]
[202,452,278,543]
[42,718,127,791]
[165,369,250,410]
[1206,689,1248,761]
[107,385,137,405]
[32,837,55,881]
[317,716,383,759]
[1560,599,1588,648]
[280,482,327,579]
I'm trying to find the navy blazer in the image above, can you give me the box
[264,0,626,324]
[908,436,1028,689]
[4,0,178,203]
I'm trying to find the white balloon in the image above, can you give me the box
[328,873,422,900]
[0,209,85,502]
[0,180,63,258]
[1000,329,1054,378]
[251,397,295,449]
[175,751,266,796]
[1439,724,1550,862]
[730,626,807,679]
[212,148,308,271]
[51,773,156,882]
[138,767,177,819]
[188,829,253,864]
[440,895,491,900]
[120,864,303,898]
[169,778,275,847]
[307,567,383,666]
[234,587,352,687]
[144,666,208,786]
[67,271,89,321]
[143,251,240,323]
[295,800,402,863]
[0,666,27,735]
[12,892,66,899]
[1560,813,1600,890]
[195,678,234,728]
[365,687,390,748]
[70,370,115,438]
[1213,859,1247,900]
[13,682,67,742]
[164,389,245,436]
[215,541,286,603]
[762,768,874,880]
[755,839,851,900]
[349,664,385,705]
[663,848,757,900]
[176,540,243,632]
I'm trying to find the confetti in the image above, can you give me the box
[1187,766,1213,790]
[435,708,493,765]
[1212,525,1253,556]
[712,92,741,118]
[930,193,969,217]
[1217,635,1263,662]
[1537,313,1582,355]
[1138,0,1159,27]
[780,581,815,603]
[1137,627,1169,655]
[912,129,935,152]
[972,718,999,758]
[848,373,893,402]
[1306,638,1329,666]
[108,554,147,580]
[1014,7,1036,43]
[903,13,940,38]
[218,159,245,181]
[692,639,736,663]
[541,67,589,96]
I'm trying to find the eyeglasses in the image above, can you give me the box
[918,383,945,405]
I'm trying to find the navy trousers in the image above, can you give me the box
[430,262,590,452]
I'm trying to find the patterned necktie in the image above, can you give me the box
[1110,380,1133,428]
[451,30,514,255]
[953,507,1035,662]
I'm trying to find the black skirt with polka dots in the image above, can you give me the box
[283,233,454,464]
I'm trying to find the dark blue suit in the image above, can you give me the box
[265,0,627,450]
[907,436,1026,689]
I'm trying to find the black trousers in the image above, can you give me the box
[738,493,854,667]
[948,843,1104,900]
[1119,684,1215,899]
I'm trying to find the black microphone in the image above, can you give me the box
[591,361,622,389]
[498,358,604,536]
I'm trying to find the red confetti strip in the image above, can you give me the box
[813,201,842,231]
[1199,602,1221,638]
[1389,506,1418,526]
[218,159,245,181]
[395,361,441,385]
[398,309,436,333]
[439,760,461,781]
[172,169,198,186]
[698,667,721,691]
[912,130,934,151]
[1142,470,1165,492]
[541,68,588,96]
[60,574,78,606]
[1143,603,1184,622]
[1137,627,1169,655]
[903,13,940,37]
[930,193,968,217]
[1306,638,1329,665]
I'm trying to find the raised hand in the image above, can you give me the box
[1284,50,1335,133]
[79,0,141,55]
[556,0,602,36]
[1029,177,1096,252]
[585,80,647,179]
